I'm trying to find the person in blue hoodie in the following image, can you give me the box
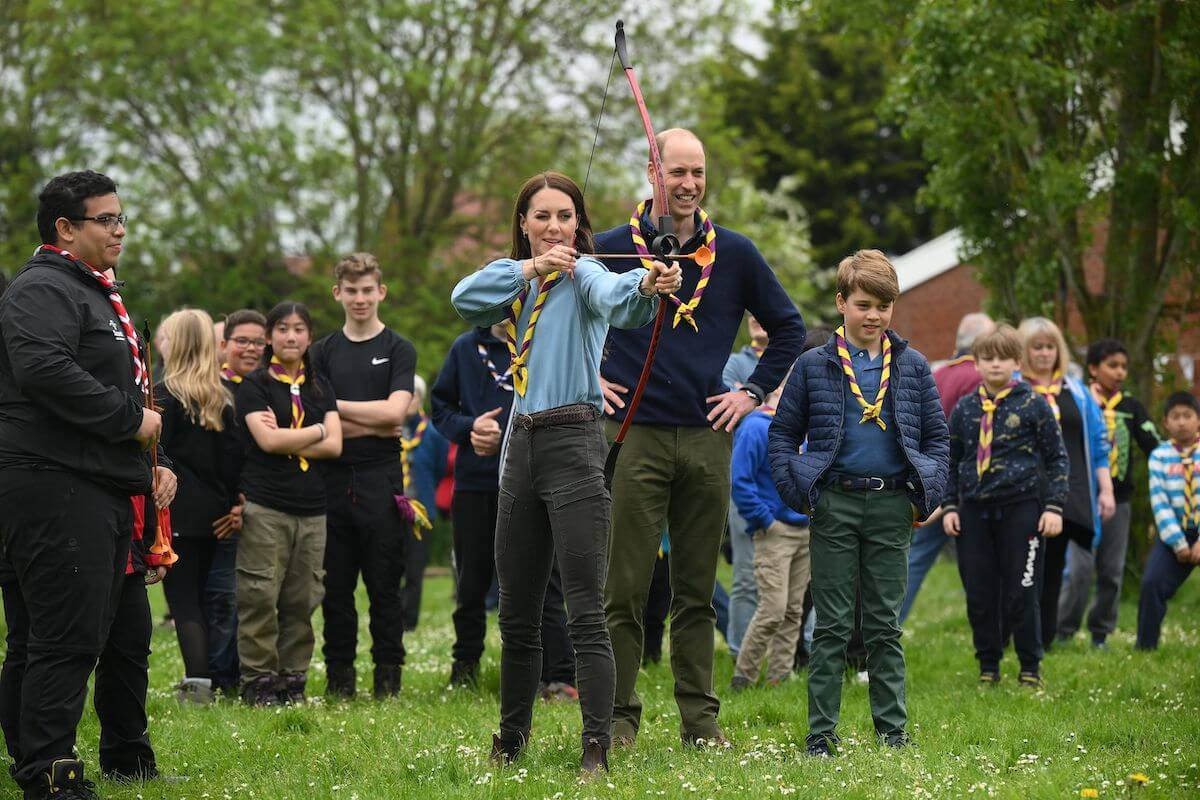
[1016,317,1114,651]
[729,373,810,690]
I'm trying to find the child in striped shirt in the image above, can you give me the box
[1136,391,1200,649]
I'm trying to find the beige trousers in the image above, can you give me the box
[734,521,811,683]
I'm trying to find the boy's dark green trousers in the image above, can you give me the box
[807,485,912,745]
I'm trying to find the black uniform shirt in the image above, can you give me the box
[311,328,416,467]
[236,368,336,516]
[156,383,241,537]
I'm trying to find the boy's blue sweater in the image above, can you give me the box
[595,209,806,427]
[732,409,809,532]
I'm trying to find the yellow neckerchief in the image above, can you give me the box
[1092,383,1125,478]
[267,355,308,472]
[629,200,717,331]
[977,381,1018,478]
[220,363,242,384]
[1027,370,1063,422]
[503,270,561,396]
[400,414,432,537]
[834,326,891,430]
[1174,439,1198,530]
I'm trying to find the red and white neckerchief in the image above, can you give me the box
[37,244,144,388]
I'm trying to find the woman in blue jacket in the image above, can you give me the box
[1017,317,1114,650]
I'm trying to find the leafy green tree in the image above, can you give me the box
[702,6,938,273]
[889,0,1200,398]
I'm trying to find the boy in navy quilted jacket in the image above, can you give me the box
[768,250,949,756]
[940,324,1068,688]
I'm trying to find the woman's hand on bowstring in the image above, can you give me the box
[641,259,683,296]
[522,244,577,281]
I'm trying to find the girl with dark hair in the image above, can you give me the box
[235,301,342,705]
[451,171,680,775]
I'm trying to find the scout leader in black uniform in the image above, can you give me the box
[310,252,417,699]
[0,171,165,798]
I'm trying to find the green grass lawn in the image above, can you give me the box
[4,557,1198,799]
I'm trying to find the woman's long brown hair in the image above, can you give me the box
[508,171,596,259]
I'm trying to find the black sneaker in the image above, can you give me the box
[883,732,912,749]
[805,737,835,758]
[326,663,356,699]
[1091,636,1109,651]
[978,670,1001,685]
[729,674,753,693]
[27,758,97,799]
[240,674,281,707]
[1017,671,1044,690]
[280,672,307,704]
[449,660,479,688]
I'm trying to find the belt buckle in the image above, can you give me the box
[517,414,534,431]
[867,477,885,491]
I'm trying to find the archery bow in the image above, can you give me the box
[600,19,680,488]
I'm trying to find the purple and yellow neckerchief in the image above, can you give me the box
[1027,370,1063,423]
[504,270,561,396]
[477,343,513,392]
[397,414,432,537]
[220,363,242,384]
[1174,439,1198,529]
[37,244,145,388]
[1092,383,1125,478]
[629,199,717,331]
[976,381,1018,478]
[267,355,308,472]
[834,325,891,430]
[751,344,766,358]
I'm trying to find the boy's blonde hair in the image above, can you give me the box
[972,323,1023,362]
[836,249,900,304]
[1017,316,1072,375]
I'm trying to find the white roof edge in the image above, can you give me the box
[893,228,965,293]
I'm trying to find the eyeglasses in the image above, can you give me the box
[230,336,267,348]
[69,213,128,232]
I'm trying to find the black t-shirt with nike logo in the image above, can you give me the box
[311,327,417,467]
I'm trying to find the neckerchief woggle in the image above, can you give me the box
[834,325,892,430]
[267,355,309,472]
[629,200,716,331]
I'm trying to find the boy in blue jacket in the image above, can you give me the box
[730,373,810,691]
[768,250,949,755]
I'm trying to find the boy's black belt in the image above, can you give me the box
[831,475,906,492]
[513,403,598,430]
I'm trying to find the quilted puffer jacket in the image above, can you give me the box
[768,331,950,519]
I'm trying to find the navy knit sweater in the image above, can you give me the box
[595,209,806,427]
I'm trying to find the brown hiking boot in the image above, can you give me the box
[490,733,523,765]
[580,738,609,777]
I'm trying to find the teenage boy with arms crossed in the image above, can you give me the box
[310,253,416,698]
[1057,338,1159,647]
[941,325,1068,687]
[769,250,948,756]
[0,171,166,797]
[1136,391,1200,650]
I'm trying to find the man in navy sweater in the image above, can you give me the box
[597,129,805,747]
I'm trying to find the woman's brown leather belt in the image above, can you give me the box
[513,403,599,430]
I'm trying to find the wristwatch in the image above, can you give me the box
[742,382,765,406]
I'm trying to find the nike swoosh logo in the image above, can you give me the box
[371,357,389,365]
